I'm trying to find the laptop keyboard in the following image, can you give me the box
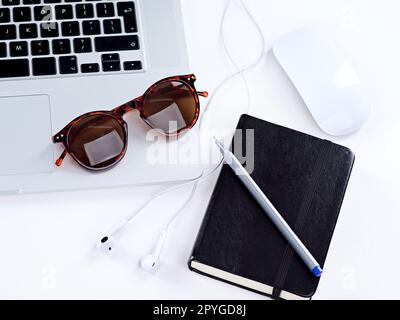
[0,0,144,79]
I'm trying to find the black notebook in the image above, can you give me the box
[189,115,355,300]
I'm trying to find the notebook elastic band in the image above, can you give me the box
[272,141,332,300]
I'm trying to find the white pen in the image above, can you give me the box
[214,137,323,277]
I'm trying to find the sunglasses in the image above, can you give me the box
[52,74,208,171]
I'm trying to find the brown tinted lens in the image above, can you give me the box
[67,114,126,170]
[142,80,198,134]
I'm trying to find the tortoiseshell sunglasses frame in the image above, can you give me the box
[52,74,208,170]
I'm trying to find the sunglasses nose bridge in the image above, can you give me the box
[113,98,142,117]
[133,97,144,113]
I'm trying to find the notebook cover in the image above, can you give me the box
[189,114,355,299]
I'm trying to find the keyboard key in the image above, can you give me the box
[102,53,119,62]
[124,60,142,71]
[0,42,6,57]
[31,39,49,55]
[81,63,99,73]
[0,8,11,23]
[52,39,71,54]
[82,20,100,35]
[122,15,137,33]
[73,37,92,53]
[40,22,59,37]
[59,55,77,74]
[23,0,41,4]
[102,61,120,72]
[0,25,16,40]
[44,0,61,3]
[32,57,56,76]
[61,21,80,37]
[13,7,31,22]
[0,59,29,78]
[103,19,121,34]
[117,2,137,33]
[20,23,38,39]
[34,6,52,21]
[65,0,82,2]
[76,4,94,19]
[2,0,20,5]
[97,3,115,17]
[102,53,120,72]
[95,35,139,52]
[10,41,28,57]
[55,5,73,20]
[117,1,135,16]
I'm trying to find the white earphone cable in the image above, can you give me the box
[165,181,198,230]
[200,0,267,130]
[125,158,223,223]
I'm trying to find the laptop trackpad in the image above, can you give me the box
[0,95,54,176]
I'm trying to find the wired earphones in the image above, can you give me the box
[97,0,268,272]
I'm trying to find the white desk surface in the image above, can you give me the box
[1,0,399,300]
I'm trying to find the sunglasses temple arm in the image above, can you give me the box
[197,91,209,98]
[55,149,68,167]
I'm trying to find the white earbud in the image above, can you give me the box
[96,218,128,254]
[140,230,167,272]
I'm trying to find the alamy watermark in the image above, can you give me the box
[145,121,255,175]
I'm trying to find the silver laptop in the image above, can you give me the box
[0,0,202,195]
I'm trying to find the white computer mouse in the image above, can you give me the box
[272,28,370,136]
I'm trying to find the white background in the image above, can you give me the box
[1,0,400,299]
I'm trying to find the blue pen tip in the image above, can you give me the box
[312,266,323,277]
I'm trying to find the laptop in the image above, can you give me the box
[0,0,203,195]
